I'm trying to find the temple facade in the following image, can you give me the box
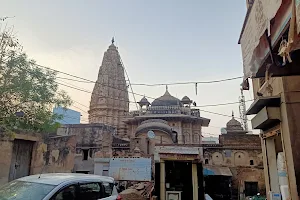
[88,40,129,137]
[122,87,210,156]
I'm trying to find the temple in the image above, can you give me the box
[88,40,129,137]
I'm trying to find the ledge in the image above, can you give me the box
[246,96,281,115]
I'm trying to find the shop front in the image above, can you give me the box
[154,145,204,200]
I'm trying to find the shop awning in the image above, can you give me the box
[203,166,232,176]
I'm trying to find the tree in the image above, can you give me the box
[0,26,72,133]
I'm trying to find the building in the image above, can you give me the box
[123,87,210,155]
[202,136,219,144]
[56,124,115,174]
[239,0,300,199]
[88,39,129,137]
[203,114,265,200]
[53,107,81,124]
[122,88,210,200]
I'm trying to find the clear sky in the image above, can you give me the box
[1,0,256,136]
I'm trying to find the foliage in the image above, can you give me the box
[0,27,72,133]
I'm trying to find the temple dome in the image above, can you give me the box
[226,112,244,131]
[138,96,150,106]
[181,96,192,104]
[151,88,182,107]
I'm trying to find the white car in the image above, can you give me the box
[0,173,120,200]
[205,193,213,200]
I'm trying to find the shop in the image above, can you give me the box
[203,166,232,200]
[154,145,204,200]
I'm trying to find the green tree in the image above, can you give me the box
[0,27,72,133]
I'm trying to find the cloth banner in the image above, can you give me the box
[240,0,282,79]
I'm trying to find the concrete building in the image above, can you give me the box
[203,114,265,200]
[239,0,300,199]
[53,107,81,124]
[88,39,129,137]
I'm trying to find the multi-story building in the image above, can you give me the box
[239,0,300,199]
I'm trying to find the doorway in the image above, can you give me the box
[244,182,258,197]
[9,139,34,181]
[165,161,193,200]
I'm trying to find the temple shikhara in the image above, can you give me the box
[88,39,129,137]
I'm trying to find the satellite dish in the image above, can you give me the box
[221,127,227,134]
[147,130,156,139]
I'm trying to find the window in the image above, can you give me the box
[52,185,76,200]
[78,182,102,200]
[250,160,254,165]
[0,180,55,200]
[83,149,89,160]
[136,140,139,144]
[205,159,209,164]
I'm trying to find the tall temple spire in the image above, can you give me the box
[88,41,129,137]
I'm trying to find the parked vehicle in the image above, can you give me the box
[0,173,120,200]
[205,193,213,200]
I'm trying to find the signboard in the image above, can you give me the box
[159,153,199,161]
[109,158,151,181]
[240,0,282,79]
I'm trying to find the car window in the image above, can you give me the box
[0,180,55,200]
[102,182,113,197]
[78,182,102,200]
[51,185,76,200]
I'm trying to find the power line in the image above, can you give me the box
[56,75,243,86]
[33,63,246,107]
[31,63,252,122]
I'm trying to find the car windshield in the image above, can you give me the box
[0,180,55,200]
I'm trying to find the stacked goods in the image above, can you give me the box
[277,152,290,200]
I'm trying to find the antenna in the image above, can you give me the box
[239,88,248,131]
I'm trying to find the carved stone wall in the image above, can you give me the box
[89,43,129,137]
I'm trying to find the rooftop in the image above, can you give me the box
[17,173,114,186]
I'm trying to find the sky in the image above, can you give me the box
[1,0,256,136]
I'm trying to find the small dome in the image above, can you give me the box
[226,112,243,131]
[151,88,182,107]
[181,96,192,104]
[138,96,150,106]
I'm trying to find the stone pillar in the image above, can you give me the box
[192,163,198,200]
[265,138,280,194]
[160,161,166,200]
[261,137,271,198]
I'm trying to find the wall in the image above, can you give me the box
[0,133,76,185]
[203,133,264,198]
[219,134,261,147]
[57,124,114,173]
[0,139,13,185]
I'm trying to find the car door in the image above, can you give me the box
[99,182,117,200]
[49,184,77,200]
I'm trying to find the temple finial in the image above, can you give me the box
[232,111,234,117]
[166,85,168,91]
[111,37,115,44]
